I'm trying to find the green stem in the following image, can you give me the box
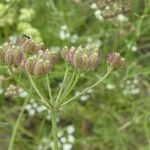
[46,75,54,103]
[55,65,69,104]
[28,75,53,109]
[56,71,80,107]
[60,68,112,107]
[8,96,29,150]
[51,111,58,150]
[62,69,76,97]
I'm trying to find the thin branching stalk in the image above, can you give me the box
[46,75,54,103]
[61,69,77,97]
[55,65,69,103]
[60,68,113,107]
[56,71,80,107]
[28,75,53,109]
[8,96,30,150]
[9,69,50,109]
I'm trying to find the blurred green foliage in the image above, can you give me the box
[0,0,150,150]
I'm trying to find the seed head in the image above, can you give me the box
[16,35,37,53]
[106,52,125,68]
[0,42,24,66]
[22,48,57,76]
[61,46,101,70]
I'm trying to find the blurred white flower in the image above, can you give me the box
[68,135,75,143]
[25,104,32,111]
[60,137,67,143]
[61,25,68,31]
[59,25,70,40]
[80,94,89,102]
[90,3,98,9]
[117,14,128,22]
[29,109,36,116]
[62,143,72,150]
[106,84,116,90]
[67,125,75,134]
[132,45,137,52]
[131,88,140,95]
[94,10,103,21]
[70,34,78,43]
[18,88,28,98]
[58,131,63,138]
[105,6,110,10]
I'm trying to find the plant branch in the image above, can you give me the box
[28,75,53,110]
[46,75,54,103]
[56,71,80,107]
[55,65,69,104]
[60,68,113,107]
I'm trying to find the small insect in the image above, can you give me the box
[21,34,31,39]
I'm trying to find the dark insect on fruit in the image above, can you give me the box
[21,34,31,39]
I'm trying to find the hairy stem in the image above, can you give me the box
[8,96,29,150]
[51,111,58,150]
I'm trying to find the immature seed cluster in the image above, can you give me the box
[0,35,58,76]
[61,46,101,70]
[0,35,125,77]
[22,51,57,76]
[0,42,24,66]
[106,52,125,68]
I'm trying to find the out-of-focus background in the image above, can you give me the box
[0,0,150,150]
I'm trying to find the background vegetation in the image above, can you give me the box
[0,0,150,150]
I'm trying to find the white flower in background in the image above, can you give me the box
[80,94,89,102]
[0,86,3,95]
[131,88,140,95]
[60,137,67,143]
[28,109,36,116]
[70,34,78,43]
[61,25,68,31]
[106,84,116,90]
[62,143,72,150]
[94,10,103,21]
[25,104,32,111]
[87,38,102,48]
[18,88,28,98]
[58,131,63,138]
[67,125,75,134]
[59,25,70,40]
[117,14,128,22]
[19,8,35,22]
[122,78,140,95]
[68,135,75,143]
[90,3,98,10]
[105,6,110,10]
[132,45,137,52]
